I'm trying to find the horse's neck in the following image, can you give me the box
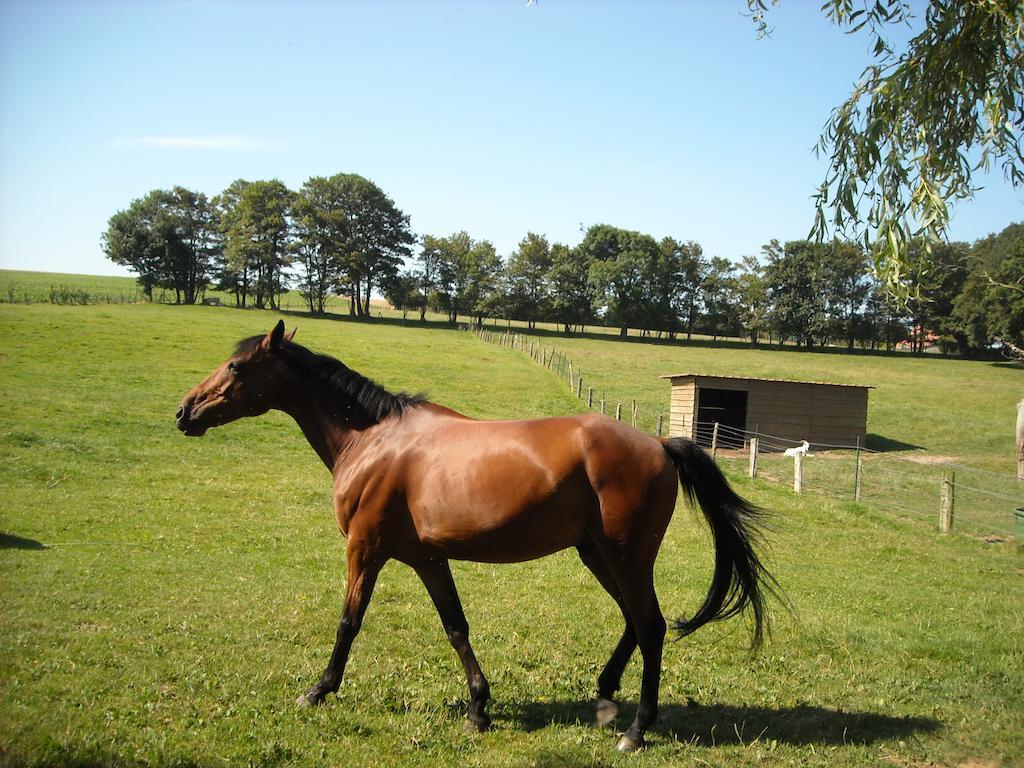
[279,394,365,471]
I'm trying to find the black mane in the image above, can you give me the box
[235,335,426,424]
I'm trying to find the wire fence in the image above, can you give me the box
[474,326,1024,543]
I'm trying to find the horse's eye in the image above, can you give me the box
[228,361,241,374]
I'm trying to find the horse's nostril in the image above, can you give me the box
[175,406,185,420]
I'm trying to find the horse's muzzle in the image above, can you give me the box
[175,403,206,437]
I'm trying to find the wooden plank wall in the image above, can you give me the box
[667,376,869,447]
[668,381,697,439]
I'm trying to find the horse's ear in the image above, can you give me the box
[286,326,297,342]
[260,320,286,352]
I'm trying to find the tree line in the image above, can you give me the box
[102,174,413,316]
[102,175,1023,358]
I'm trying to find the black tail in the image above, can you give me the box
[662,436,779,650]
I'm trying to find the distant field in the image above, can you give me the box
[0,270,321,311]
[1,302,1022,767]
[0,269,144,304]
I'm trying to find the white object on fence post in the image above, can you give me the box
[1016,398,1024,481]
[711,422,719,461]
[748,437,759,479]
[939,469,955,534]
[600,398,605,415]
[794,451,803,493]
[568,361,573,389]
[615,403,622,421]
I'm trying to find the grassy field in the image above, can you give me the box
[2,302,1023,767]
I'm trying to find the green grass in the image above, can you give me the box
[2,303,1023,767]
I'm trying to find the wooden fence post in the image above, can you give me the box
[794,451,803,493]
[939,469,955,534]
[587,387,593,408]
[748,437,759,479]
[615,403,622,421]
[711,422,719,461]
[631,400,638,427]
[656,411,664,437]
[600,398,605,415]
[576,376,583,399]
[568,361,573,389]
[854,436,863,502]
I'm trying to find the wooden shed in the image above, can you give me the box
[661,373,871,449]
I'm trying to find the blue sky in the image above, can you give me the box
[1,0,1020,276]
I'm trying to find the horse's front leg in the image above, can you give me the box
[297,539,383,707]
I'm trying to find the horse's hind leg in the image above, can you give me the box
[412,558,491,732]
[610,567,666,753]
[576,538,636,728]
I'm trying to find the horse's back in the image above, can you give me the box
[390,411,676,563]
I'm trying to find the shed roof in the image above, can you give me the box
[660,372,873,389]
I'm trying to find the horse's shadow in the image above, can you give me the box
[496,698,940,746]
[0,532,47,550]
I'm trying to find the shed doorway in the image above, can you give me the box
[696,388,748,448]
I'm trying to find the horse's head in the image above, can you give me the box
[176,320,295,437]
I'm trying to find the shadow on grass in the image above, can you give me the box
[865,434,925,452]
[0,532,47,550]
[499,699,940,747]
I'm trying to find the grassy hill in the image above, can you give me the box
[1,303,1022,767]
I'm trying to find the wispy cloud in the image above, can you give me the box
[117,135,268,150]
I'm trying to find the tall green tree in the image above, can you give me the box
[821,241,871,350]
[955,222,1024,358]
[414,235,445,322]
[102,187,218,304]
[735,255,769,345]
[431,231,502,325]
[763,239,829,348]
[291,176,348,313]
[583,224,660,337]
[290,174,412,317]
[505,232,553,329]
[547,244,594,333]
[699,256,740,341]
[213,179,252,307]
[348,178,415,317]
[901,239,971,353]
[220,180,293,310]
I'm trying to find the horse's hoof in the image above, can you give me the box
[596,697,618,728]
[616,734,645,753]
[296,690,324,708]
[463,716,491,734]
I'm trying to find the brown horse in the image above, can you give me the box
[176,321,777,751]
